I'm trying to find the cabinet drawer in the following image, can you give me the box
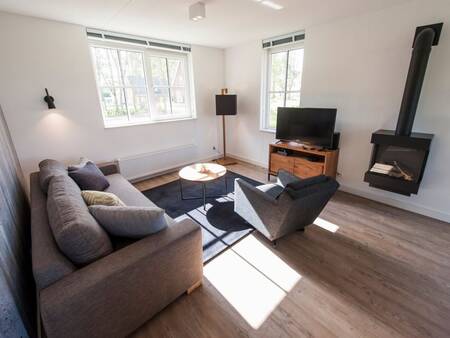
[293,158,324,178]
[270,153,294,174]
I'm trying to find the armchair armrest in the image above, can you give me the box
[234,178,278,205]
[40,218,203,338]
[277,170,300,187]
[235,178,288,240]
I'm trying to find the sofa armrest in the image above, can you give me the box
[97,160,120,176]
[40,218,203,338]
[30,172,76,290]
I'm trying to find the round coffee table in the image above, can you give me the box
[178,163,227,210]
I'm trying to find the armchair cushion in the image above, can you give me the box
[285,175,328,199]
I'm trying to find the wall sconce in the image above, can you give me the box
[43,88,56,109]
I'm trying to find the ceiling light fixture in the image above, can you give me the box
[254,0,283,10]
[189,2,206,21]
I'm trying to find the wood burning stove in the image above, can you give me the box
[364,23,443,196]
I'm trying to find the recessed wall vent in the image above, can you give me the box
[86,28,191,53]
[103,35,148,46]
[262,30,305,49]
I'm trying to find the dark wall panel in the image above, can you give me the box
[0,105,35,337]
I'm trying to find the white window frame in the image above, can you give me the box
[90,40,196,128]
[145,49,195,122]
[260,42,304,133]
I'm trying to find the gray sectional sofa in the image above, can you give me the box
[30,162,203,338]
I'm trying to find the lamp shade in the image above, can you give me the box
[216,95,237,116]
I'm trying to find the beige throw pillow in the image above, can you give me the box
[81,190,125,207]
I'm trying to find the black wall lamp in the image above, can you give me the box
[43,88,56,109]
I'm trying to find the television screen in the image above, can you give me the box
[276,107,337,147]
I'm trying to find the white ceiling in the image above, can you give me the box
[0,0,412,48]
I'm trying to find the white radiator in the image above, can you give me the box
[118,144,198,181]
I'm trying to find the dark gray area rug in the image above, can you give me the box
[142,171,261,262]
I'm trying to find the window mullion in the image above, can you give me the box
[266,53,273,129]
[117,50,130,121]
[165,58,173,114]
[283,50,290,106]
[106,50,120,116]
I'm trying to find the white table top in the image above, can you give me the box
[178,163,227,182]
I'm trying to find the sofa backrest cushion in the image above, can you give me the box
[47,175,113,265]
[39,159,67,194]
[69,161,110,191]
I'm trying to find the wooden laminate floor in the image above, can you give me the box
[131,159,450,338]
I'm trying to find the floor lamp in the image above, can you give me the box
[215,89,237,166]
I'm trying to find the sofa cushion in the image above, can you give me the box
[256,183,284,199]
[47,175,113,265]
[105,173,175,227]
[39,159,67,193]
[69,162,110,191]
[81,190,125,206]
[105,174,157,207]
[89,206,168,239]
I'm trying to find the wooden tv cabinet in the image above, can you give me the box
[268,142,339,180]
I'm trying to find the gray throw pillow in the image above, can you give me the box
[47,175,113,265]
[89,206,168,239]
[69,162,110,191]
[39,159,67,193]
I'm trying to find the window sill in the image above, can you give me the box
[104,117,197,129]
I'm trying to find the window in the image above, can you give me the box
[261,44,304,131]
[147,54,191,120]
[91,44,195,127]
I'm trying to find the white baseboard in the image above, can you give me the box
[128,153,221,183]
[339,184,450,223]
[227,152,268,169]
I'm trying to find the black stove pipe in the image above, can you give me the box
[395,27,435,136]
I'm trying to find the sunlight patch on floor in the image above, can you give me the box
[314,217,339,233]
[204,235,301,329]
[233,235,301,291]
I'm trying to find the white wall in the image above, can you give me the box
[0,12,224,188]
[225,0,450,222]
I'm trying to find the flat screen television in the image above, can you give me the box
[276,107,337,148]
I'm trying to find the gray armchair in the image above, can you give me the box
[234,170,339,243]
